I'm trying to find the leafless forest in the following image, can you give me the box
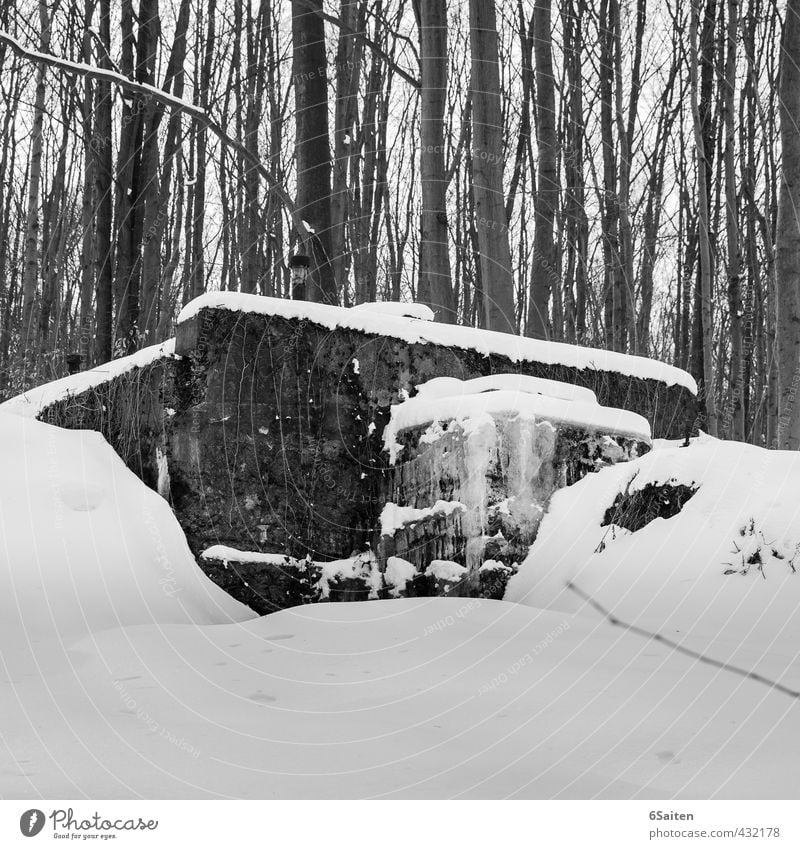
[2,0,800,447]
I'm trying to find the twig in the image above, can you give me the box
[566,581,800,700]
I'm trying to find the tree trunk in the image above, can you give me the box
[724,0,744,440]
[191,0,215,301]
[417,0,455,322]
[19,0,51,380]
[690,0,718,436]
[469,0,515,334]
[78,0,95,369]
[292,0,337,303]
[330,0,363,299]
[599,0,622,350]
[93,0,114,364]
[776,0,800,449]
[528,0,558,340]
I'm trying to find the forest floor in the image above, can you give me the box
[1,413,798,799]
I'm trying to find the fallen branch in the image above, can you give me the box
[566,580,800,700]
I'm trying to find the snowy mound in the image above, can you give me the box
[3,596,798,798]
[0,412,253,639]
[178,292,696,393]
[383,375,650,463]
[0,338,176,420]
[506,435,800,652]
[414,373,598,405]
[349,300,435,321]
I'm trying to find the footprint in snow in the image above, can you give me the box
[248,691,277,703]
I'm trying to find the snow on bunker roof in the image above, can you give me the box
[349,301,435,321]
[0,338,176,420]
[177,292,696,394]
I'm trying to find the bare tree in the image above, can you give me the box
[776,0,800,449]
[690,0,718,435]
[292,0,337,303]
[469,0,515,334]
[416,0,455,322]
[527,0,558,340]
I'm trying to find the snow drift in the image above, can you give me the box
[505,434,800,678]
[0,411,253,639]
[1,416,799,799]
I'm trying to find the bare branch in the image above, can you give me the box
[0,27,314,245]
[566,581,800,700]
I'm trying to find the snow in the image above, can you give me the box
[0,338,176,420]
[350,301,435,321]
[177,293,696,393]
[384,556,417,596]
[425,559,468,582]
[505,435,800,690]
[316,552,382,600]
[0,412,252,640]
[200,546,384,600]
[414,373,598,405]
[201,545,297,567]
[3,414,798,798]
[3,589,797,798]
[480,558,508,572]
[380,499,466,537]
[383,388,651,464]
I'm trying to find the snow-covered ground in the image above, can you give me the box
[0,412,249,638]
[506,434,800,655]
[1,413,798,798]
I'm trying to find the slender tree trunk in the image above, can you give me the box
[142,0,190,339]
[599,0,622,350]
[93,0,113,364]
[39,122,68,360]
[114,0,144,353]
[469,0,515,334]
[192,0,215,301]
[562,0,587,343]
[724,0,744,439]
[78,0,95,368]
[690,0,718,435]
[417,0,455,322]
[776,0,800,449]
[614,0,640,352]
[19,0,51,380]
[292,0,337,303]
[528,0,558,340]
[139,0,170,342]
[330,0,362,299]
